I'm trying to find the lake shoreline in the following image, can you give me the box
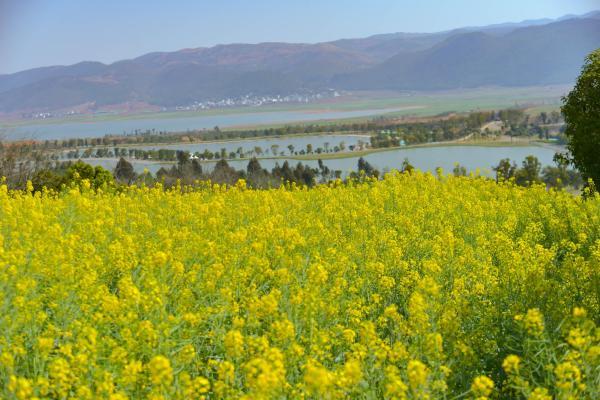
[80,139,564,167]
[0,107,417,140]
[71,132,372,151]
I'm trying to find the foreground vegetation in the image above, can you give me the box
[3,151,583,193]
[0,173,598,399]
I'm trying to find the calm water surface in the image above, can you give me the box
[1,107,409,141]
[87,145,560,177]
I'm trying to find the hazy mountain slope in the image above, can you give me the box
[0,12,598,113]
[0,75,135,111]
[330,32,456,60]
[333,18,600,90]
[0,43,374,112]
[0,62,106,94]
[327,13,579,60]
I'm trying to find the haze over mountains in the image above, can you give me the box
[1,11,599,114]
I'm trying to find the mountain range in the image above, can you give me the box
[1,11,599,114]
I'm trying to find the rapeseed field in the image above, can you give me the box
[0,173,598,399]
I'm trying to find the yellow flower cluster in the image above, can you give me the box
[470,376,494,399]
[0,172,599,399]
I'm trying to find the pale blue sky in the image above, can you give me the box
[1,0,599,74]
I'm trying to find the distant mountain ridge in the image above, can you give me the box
[334,18,600,90]
[0,11,599,113]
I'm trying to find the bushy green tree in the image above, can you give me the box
[66,161,114,189]
[494,159,518,182]
[453,163,467,177]
[515,155,542,186]
[357,157,377,177]
[114,157,136,184]
[31,169,64,192]
[562,49,600,186]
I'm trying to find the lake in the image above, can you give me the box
[1,107,413,141]
[86,145,561,177]
[117,134,370,155]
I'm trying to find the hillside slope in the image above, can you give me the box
[0,14,598,113]
[333,18,600,90]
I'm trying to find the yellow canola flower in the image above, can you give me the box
[224,329,245,358]
[471,376,494,398]
[122,360,143,386]
[407,360,429,389]
[528,387,552,400]
[303,359,335,396]
[385,366,408,400]
[148,356,173,386]
[515,308,545,337]
[339,358,363,388]
[554,361,581,390]
[0,172,598,399]
[8,375,33,400]
[502,354,521,375]
[573,307,587,319]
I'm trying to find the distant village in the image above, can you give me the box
[24,90,342,120]
[172,90,342,111]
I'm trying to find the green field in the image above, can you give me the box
[221,85,568,130]
[0,85,569,131]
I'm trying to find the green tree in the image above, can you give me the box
[246,158,268,188]
[247,157,264,176]
[357,157,378,178]
[401,158,414,174]
[211,159,239,185]
[176,151,190,167]
[191,160,203,176]
[66,161,114,189]
[515,155,542,186]
[270,144,279,157]
[66,161,96,182]
[114,157,136,184]
[453,163,467,177]
[562,49,600,187]
[31,169,64,192]
[493,159,517,182]
[92,166,115,188]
